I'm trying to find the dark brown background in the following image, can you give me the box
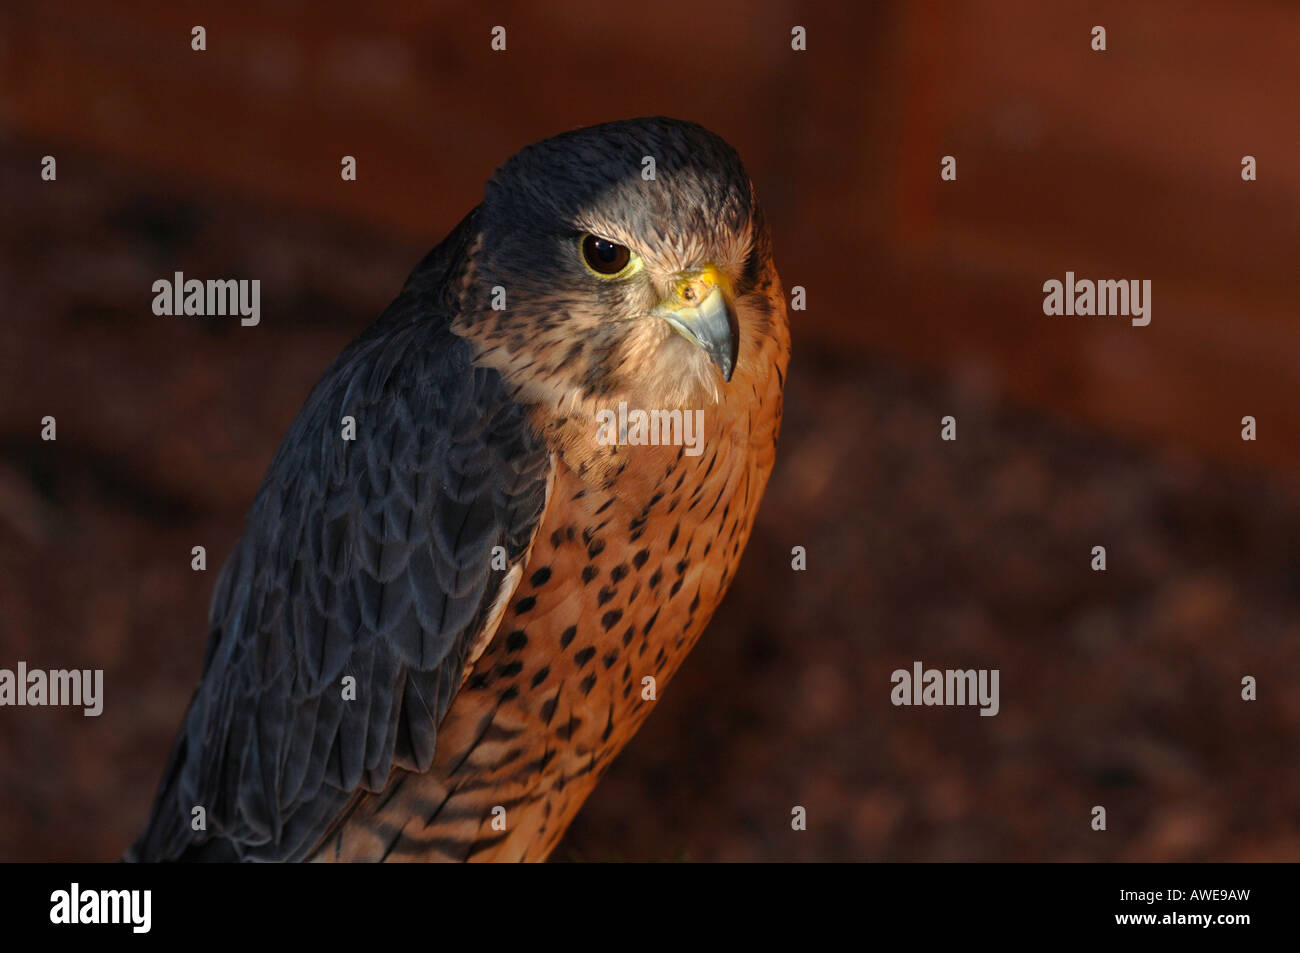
[0,1,1296,861]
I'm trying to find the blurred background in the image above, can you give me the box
[0,0,1297,861]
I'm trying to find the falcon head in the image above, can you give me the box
[453,117,786,419]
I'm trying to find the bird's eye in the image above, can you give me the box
[580,234,632,277]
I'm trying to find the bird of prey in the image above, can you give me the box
[128,117,790,862]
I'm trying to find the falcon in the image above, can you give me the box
[128,117,790,862]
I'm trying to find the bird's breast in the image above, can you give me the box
[319,368,784,862]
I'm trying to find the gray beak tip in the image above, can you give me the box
[661,285,739,385]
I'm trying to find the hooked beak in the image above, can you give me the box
[652,264,740,382]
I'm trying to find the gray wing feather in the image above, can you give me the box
[129,212,551,861]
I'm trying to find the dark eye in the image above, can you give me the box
[581,234,632,276]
